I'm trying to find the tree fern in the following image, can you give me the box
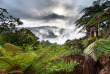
[95,38,110,54]
[86,9,110,27]
[84,42,98,61]
[84,37,110,61]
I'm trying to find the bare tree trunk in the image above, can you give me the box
[90,27,95,38]
[105,25,110,38]
[96,24,99,38]
[86,27,90,37]
[105,29,110,38]
[83,56,97,74]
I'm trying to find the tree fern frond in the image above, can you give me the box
[84,42,98,61]
[86,9,110,27]
[84,38,110,61]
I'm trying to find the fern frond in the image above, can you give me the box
[84,42,98,61]
[86,9,110,27]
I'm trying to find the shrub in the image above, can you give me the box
[3,43,20,51]
[83,37,97,48]
[3,43,21,56]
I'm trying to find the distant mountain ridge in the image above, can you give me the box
[17,26,65,39]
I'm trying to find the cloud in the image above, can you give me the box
[42,13,67,20]
[0,0,81,21]
[0,0,57,19]
[0,0,95,44]
[0,0,94,22]
[26,25,85,44]
[23,26,65,39]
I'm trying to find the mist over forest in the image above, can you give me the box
[0,0,94,44]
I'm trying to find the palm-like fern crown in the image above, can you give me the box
[75,0,110,33]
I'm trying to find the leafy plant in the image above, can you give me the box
[84,37,110,61]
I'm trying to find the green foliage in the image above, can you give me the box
[85,11,110,27]
[0,53,36,71]
[3,43,20,51]
[95,37,110,55]
[1,4,110,73]
[65,39,83,54]
[84,37,110,61]
[83,37,97,47]
[46,60,78,74]
[84,42,98,61]
[0,29,40,51]
[3,43,21,56]
[0,42,78,74]
[16,28,39,46]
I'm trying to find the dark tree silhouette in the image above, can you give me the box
[75,0,109,38]
[0,8,23,33]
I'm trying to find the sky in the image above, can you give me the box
[0,0,96,44]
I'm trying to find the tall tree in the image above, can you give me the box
[0,8,23,33]
[75,0,109,38]
[86,8,110,38]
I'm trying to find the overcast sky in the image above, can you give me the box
[0,0,96,44]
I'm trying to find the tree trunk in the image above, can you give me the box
[83,56,97,74]
[105,25,110,38]
[105,29,110,38]
[96,24,98,38]
[90,27,95,38]
[86,27,90,37]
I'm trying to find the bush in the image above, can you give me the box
[83,37,97,48]
[3,43,20,51]
[65,40,83,54]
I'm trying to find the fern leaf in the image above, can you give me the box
[84,42,98,61]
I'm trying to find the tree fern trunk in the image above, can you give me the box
[105,24,110,38]
[90,27,95,38]
[96,24,99,38]
[83,56,97,74]
[86,27,90,37]
[105,29,110,38]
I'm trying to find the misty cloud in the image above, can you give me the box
[42,13,66,20]
[23,26,65,39]
[0,0,95,44]
[0,0,92,21]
